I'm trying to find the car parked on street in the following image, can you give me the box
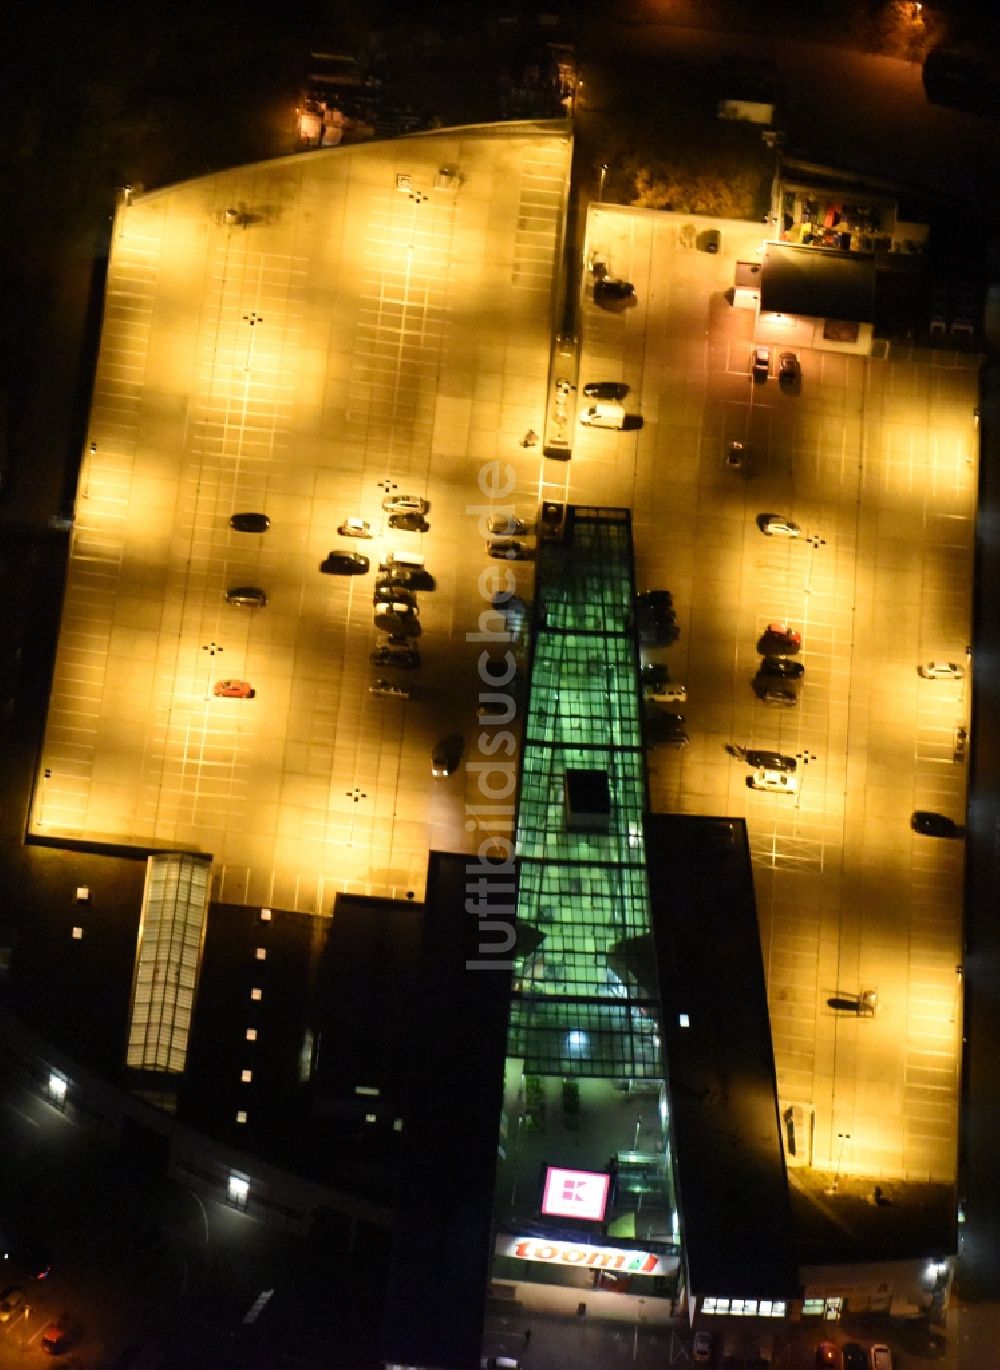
[816,1343,839,1370]
[213,679,255,698]
[321,550,369,575]
[693,1331,712,1363]
[382,493,429,515]
[387,511,430,532]
[42,1318,72,1354]
[759,657,805,679]
[726,440,745,468]
[229,512,270,533]
[583,381,630,400]
[378,567,435,591]
[640,663,669,691]
[747,767,798,793]
[757,512,801,537]
[911,810,960,837]
[337,517,372,538]
[918,661,964,679]
[869,1347,891,1370]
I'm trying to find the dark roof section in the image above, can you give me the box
[761,242,876,322]
[646,814,796,1300]
[382,850,515,1369]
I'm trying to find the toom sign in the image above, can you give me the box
[496,1234,674,1278]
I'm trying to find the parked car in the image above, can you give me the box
[747,767,798,793]
[321,550,369,575]
[693,1331,713,1363]
[487,539,528,560]
[371,646,421,669]
[843,1345,867,1370]
[701,228,721,253]
[869,1347,892,1370]
[647,683,687,704]
[918,661,964,679]
[640,663,669,691]
[760,623,801,654]
[225,586,267,607]
[583,381,629,400]
[816,1344,839,1370]
[594,277,635,302]
[646,711,689,747]
[779,350,800,382]
[374,607,420,635]
[213,679,255,698]
[754,680,798,706]
[743,749,797,772]
[229,512,270,533]
[0,1286,25,1322]
[432,734,463,777]
[42,1318,72,1354]
[337,517,372,538]
[911,810,960,837]
[726,440,745,468]
[759,657,805,679]
[752,345,770,380]
[382,493,429,515]
[369,679,411,700]
[486,513,528,535]
[378,567,435,591]
[387,511,430,532]
[373,583,417,608]
[757,512,802,537]
[638,590,673,609]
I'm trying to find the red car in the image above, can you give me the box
[213,679,255,699]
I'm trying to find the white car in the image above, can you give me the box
[757,512,801,538]
[579,402,626,429]
[918,661,964,680]
[381,493,429,515]
[647,683,687,704]
[746,768,798,794]
[337,517,372,538]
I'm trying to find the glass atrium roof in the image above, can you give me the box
[508,507,662,1079]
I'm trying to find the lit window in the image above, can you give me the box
[803,1299,825,1317]
[250,987,262,1001]
[255,947,267,961]
[365,1112,377,1124]
[71,926,84,940]
[241,1069,252,1083]
[714,1298,730,1314]
[355,1084,380,1096]
[227,1174,249,1208]
[236,1110,248,1124]
[393,1118,403,1132]
[246,1028,257,1041]
[48,1073,67,1105]
[260,907,272,921]
[679,1013,690,1028]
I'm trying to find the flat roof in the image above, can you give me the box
[646,814,796,1299]
[761,241,875,321]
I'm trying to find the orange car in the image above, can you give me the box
[213,680,255,699]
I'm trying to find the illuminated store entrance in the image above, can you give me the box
[490,506,681,1317]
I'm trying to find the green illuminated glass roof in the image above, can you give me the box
[509,507,662,1079]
